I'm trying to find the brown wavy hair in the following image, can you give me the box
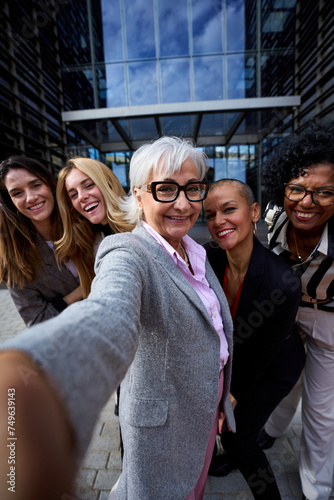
[0,156,62,288]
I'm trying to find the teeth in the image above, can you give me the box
[217,229,234,237]
[295,211,315,219]
[29,202,44,210]
[169,216,187,220]
[85,203,99,212]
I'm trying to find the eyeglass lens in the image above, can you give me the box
[285,184,334,206]
[154,182,206,201]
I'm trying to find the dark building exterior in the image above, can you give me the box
[1,0,333,204]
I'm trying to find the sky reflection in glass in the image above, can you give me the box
[194,56,224,100]
[128,61,158,105]
[124,0,156,59]
[105,63,126,107]
[101,0,123,62]
[160,59,190,103]
[68,0,297,112]
[192,0,223,54]
[226,0,245,51]
[158,0,189,56]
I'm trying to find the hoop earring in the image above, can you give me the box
[209,235,219,249]
[253,222,257,237]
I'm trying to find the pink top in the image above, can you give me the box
[142,221,229,370]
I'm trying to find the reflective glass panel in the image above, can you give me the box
[127,117,158,141]
[124,0,156,59]
[161,115,197,137]
[101,121,122,142]
[227,146,246,182]
[128,61,158,105]
[160,59,190,103]
[227,54,256,99]
[226,0,245,52]
[261,0,296,49]
[193,56,224,101]
[101,0,123,62]
[233,112,259,135]
[158,0,189,56]
[112,163,128,188]
[192,0,223,54]
[200,113,228,137]
[214,158,227,181]
[104,63,126,107]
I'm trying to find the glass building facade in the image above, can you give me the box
[59,0,296,108]
[1,0,333,206]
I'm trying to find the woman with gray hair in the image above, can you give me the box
[0,136,235,500]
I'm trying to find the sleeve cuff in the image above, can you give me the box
[50,296,68,312]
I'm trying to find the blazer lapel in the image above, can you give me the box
[235,238,264,320]
[35,233,79,287]
[133,226,218,324]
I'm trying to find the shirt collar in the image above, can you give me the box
[141,221,207,278]
[278,213,331,258]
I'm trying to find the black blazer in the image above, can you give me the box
[205,237,304,403]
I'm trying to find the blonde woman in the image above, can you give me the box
[56,158,134,298]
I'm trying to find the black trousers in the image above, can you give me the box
[221,330,306,499]
[221,399,282,499]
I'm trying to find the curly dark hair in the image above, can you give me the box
[262,120,334,205]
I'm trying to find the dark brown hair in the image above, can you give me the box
[0,156,62,287]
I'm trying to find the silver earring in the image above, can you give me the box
[253,222,257,237]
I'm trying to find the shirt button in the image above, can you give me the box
[213,313,217,318]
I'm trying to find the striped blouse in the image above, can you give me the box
[264,202,334,312]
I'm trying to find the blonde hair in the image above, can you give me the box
[55,158,134,297]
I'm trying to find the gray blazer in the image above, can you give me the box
[9,233,79,326]
[2,226,235,500]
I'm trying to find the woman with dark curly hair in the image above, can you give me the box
[261,121,334,500]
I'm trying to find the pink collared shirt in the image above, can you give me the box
[142,221,229,370]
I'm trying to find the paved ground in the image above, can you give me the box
[0,222,332,499]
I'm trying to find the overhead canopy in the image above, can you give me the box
[62,96,300,152]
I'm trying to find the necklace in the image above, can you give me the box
[293,227,306,262]
[179,242,190,268]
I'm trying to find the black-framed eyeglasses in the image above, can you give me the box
[140,181,209,203]
[284,183,334,207]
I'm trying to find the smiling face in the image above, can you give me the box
[283,163,334,235]
[134,158,202,249]
[65,167,108,225]
[4,168,55,230]
[204,182,260,252]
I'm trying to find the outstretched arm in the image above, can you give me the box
[0,350,76,500]
[0,237,143,498]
